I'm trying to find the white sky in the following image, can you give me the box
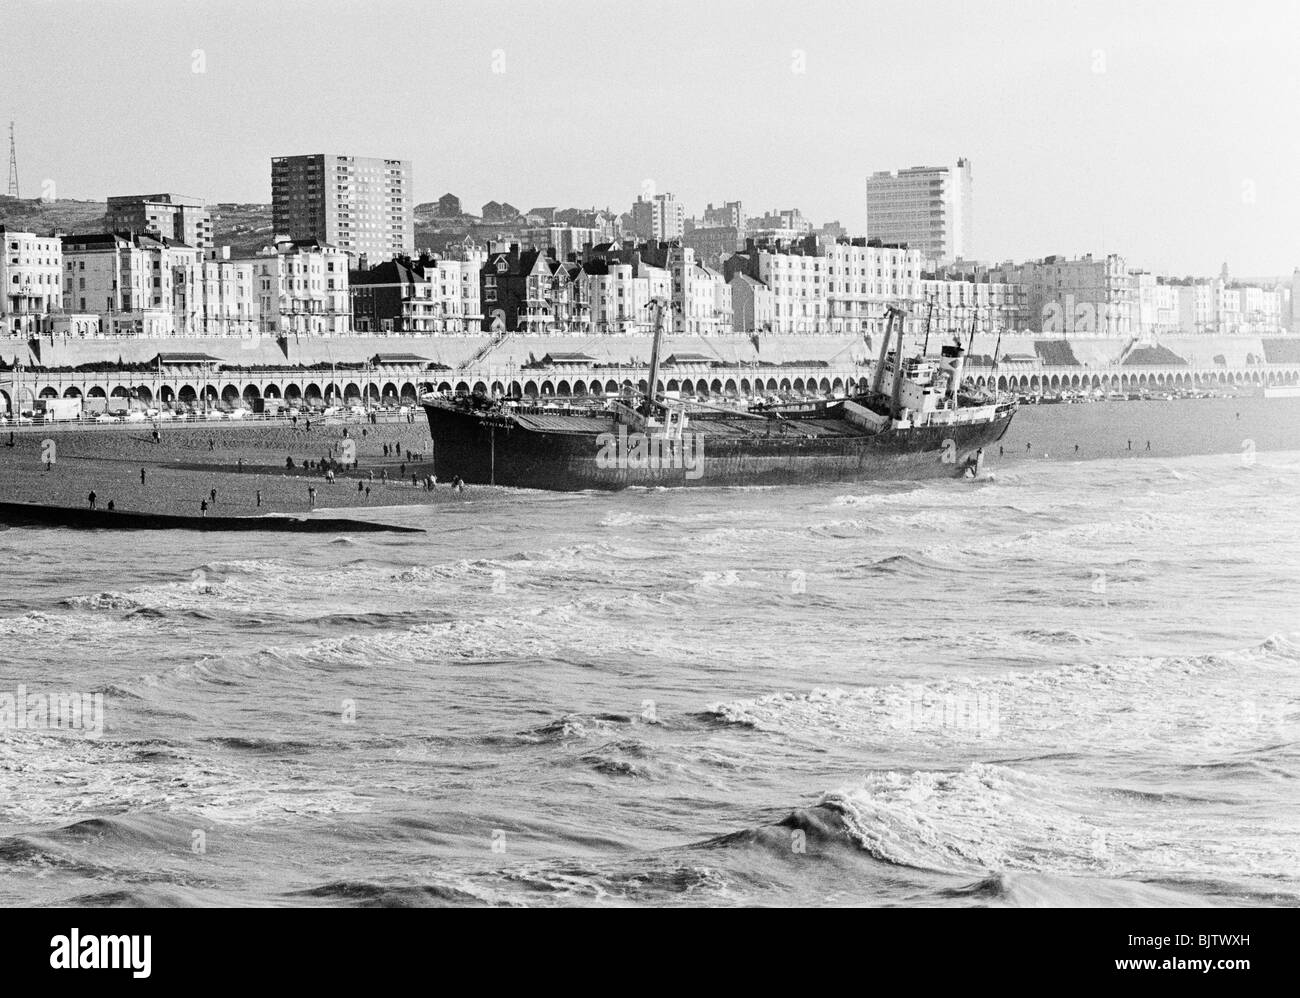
[3,0,1297,276]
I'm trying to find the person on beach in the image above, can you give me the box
[209,439,215,451]
[1146,440,1151,450]
[153,429,160,444]
[210,487,217,504]
[256,490,262,508]
[308,487,316,509]
[88,491,97,510]
[358,480,364,494]
[200,499,208,517]
[140,468,146,486]
[1025,442,1031,452]
[1074,444,1079,454]
[1127,439,1132,450]
[400,463,405,477]
[106,501,114,512]
[412,474,418,486]
[364,486,371,500]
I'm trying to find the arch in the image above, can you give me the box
[766,378,779,391]
[284,383,302,401]
[667,378,681,392]
[400,382,416,400]
[382,381,399,399]
[263,383,282,399]
[220,383,240,403]
[540,380,555,396]
[605,379,619,394]
[242,385,261,404]
[110,385,130,399]
[0,389,9,415]
[724,378,738,395]
[437,381,453,394]
[709,378,723,393]
[176,385,195,403]
[588,380,602,395]
[696,380,710,397]
[38,386,58,398]
[508,381,523,397]
[793,378,805,392]
[1049,375,1060,390]
[159,385,174,404]
[819,377,831,392]
[304,382,323,402]
[556,379,571,396]
[491,381,507,397]
[637,379,649,396]
[740,378,752,394]
[523,381,539,398]
[63,386,83,398]
[472,381,488,395]
[454,380,470,395]
[344,382,362,401]
[831,377,843,392]
[135,386,153,404]
[779,378,792,391]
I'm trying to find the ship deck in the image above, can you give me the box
[508,408,871,439]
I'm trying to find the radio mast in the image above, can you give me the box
[6,121,17,198]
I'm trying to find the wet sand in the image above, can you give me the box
[0,419,498,520]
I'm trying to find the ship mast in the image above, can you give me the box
[642,296,668,419]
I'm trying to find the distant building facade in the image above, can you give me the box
[866,160,972,263]
[105,194,213,250]
[2,226,62,335]
[350,249,485,334]
[271,154,414,262]
[630,194,685,242]
[60,231,201,337]
[175,248,258,337]
[249,237,350,335]
[990,253,1132,335]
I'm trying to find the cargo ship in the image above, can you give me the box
[422,302,1016,491]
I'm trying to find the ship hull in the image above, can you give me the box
[423,400,1015,491]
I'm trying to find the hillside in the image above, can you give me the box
[0,196,273,254]
[0,196,515,257]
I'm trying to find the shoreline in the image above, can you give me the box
[0,395,1295,521]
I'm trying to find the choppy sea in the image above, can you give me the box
[1,399,1297,907]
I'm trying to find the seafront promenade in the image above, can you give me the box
[3,329,1299,416]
